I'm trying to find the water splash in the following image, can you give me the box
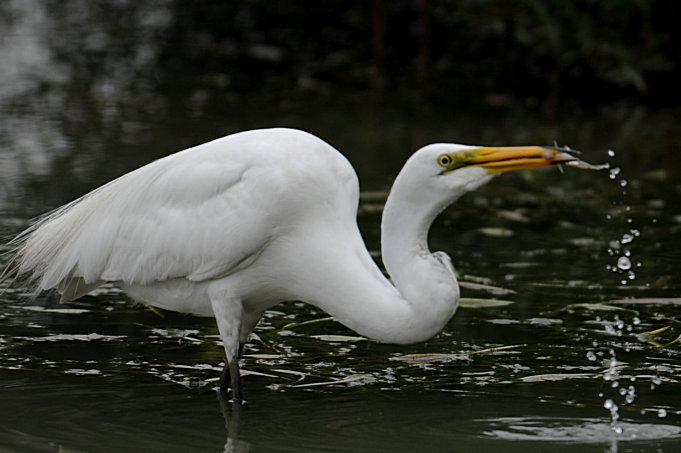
[481,416,681,442]
[599,148,643,433]
[595,151,674,437]
[603,150,641,287]
[616,256,631,270]
[604,399,622,434]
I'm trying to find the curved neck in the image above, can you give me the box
[287,189,460,345]
[380,180,460,322]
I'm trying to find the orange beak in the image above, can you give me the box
[468,146,582,173]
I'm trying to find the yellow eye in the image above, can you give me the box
[438,154,453,167]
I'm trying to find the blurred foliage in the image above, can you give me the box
[10,0,677,118]
[154,0,680,112]
[2,0,679,204]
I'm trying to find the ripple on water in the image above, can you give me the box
[481,417,681,442]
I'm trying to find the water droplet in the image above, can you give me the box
[630,228,641,236]
[609,167,621,179]
[586,351,597,361]
[621,279,628,285]
[625,385,636,403]
[628,271,636,280]
[617,256,632,270]
[658,408,668,418]
[608,149,616,157]
[620,179,628,187]
[632,317,641,325]
[636,261,642,268]
[621,234,634,244]
[609,240,621,249]
[612,381,620,388]
[604,399,616,409]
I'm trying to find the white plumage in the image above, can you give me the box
[3,127,594,402]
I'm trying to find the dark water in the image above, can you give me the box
[2,2,681,452]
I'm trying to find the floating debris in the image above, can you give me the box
[470,344,526,355]
[459,298,514,308]
[390,352,468,363]
[520,373,593,382]
[478,227,515,237]
[11,305,90,314]
[279,317,334,331]
[309,334,366,343]
[458,281,517,295]
[291,373,374,388]
[16,333,125,342]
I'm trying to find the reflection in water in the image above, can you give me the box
[218,393,251,453]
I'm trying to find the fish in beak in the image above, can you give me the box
[467,146,609,173]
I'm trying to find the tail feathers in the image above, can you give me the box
[57,277,105,302]
[0,253,21,298]
[1,240,106,301]
[0,198,101,300]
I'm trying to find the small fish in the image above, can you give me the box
[545,146,610,170]
[563,158,611,170]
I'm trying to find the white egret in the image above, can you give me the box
[1,128,603,402]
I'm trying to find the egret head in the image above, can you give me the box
[398,143,582,198]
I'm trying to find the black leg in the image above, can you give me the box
[218,342,244,403]
[229,358,242,403]
[219,361,231,392]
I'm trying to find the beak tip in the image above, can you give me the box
[542,145,581,156]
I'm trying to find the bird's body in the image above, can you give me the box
[3,127,598,401]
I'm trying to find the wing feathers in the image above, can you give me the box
[7,135,277,295]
